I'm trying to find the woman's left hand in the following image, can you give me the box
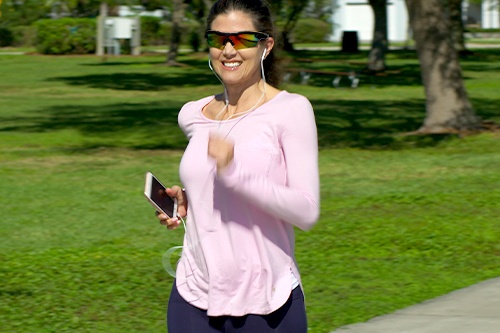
[156,185,188,230]
[208,134,234,173]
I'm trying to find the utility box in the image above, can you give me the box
[97,16,141,56]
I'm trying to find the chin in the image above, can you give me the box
[220,74,246,85]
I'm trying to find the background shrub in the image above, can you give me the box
[140,17,202,50]
[183,20,202,51]
[465,27,500,33]
[292,18,331,43]
[189,30,201,52]
[35,18,96,55]
[0,27,14,47]
[140,16,165,46]
[11,25,38,47]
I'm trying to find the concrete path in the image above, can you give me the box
[331,277,500,333]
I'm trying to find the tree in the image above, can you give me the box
[367,0,388,71]
[165,0,186,65]
[277,0,309,51]
[405,0,481,133]
[448,0,468,53]
[140,0,164,11]
[0,0,50,26]
[45,1,137,18]
[144,0,208,65]
[302,0,333,20]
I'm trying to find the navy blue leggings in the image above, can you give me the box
[167,282,308,333]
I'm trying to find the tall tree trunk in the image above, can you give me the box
[166,0,185,66]
[405,0,481,133]
[368,0,388,71]
[281,0,309,52]
[448,0,469,54]
[198,0,213,51]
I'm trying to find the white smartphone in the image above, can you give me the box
[144,171,178,218]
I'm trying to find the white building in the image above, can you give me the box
[330,0,408,42]
[330,0,500,43]
[464,0,500,29]
[118,5,165,18]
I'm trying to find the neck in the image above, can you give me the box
[226,77,264,102]
[218,80,267,120]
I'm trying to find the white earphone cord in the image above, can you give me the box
[162,215,186,278]
[209,47,268,121]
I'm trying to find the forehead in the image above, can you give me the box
[210,11,256,32]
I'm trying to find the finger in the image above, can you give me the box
[167,221,180,230]
[165,186,188,218]
[156,211,168,220]
[162,217,180,229]
[207,135,222,158]
[165,186,181,199]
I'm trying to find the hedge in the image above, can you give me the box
[140,16,164,46]
[0,27,14,47]
[292,18,331,43]
[35,18,96,55]
[16,16,329,54]
[12,25,38,47]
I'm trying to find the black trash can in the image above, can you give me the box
[341,31,359,53]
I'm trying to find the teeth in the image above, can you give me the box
[223,62,241,68]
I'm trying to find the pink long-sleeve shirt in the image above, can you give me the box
[175,90,320,317]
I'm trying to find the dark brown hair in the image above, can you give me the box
[206,0,282,87]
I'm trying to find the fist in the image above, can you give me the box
[208,134,234,172]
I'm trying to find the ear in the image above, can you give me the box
[263,37,275,58]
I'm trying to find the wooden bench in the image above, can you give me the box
[284,57,368,88]
[285,58,403,88]
[284,68,360,88]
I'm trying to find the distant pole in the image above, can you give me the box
[96,2,108,56]
[131,16,141,56]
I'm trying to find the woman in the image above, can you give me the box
[157,0,320,332]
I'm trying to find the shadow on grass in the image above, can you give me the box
[313,98,424,148]
[48,71,217,91]
[4,49,496,150]
[48,54,216,91]
[316,96,498,149]
[2,96,498,150]
[286,48,500,88]
[0,101,188,149]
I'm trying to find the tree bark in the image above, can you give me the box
[166,0,185,66]
[368,0,388,71]
[281,0,309,52]
[405,0,481,133]
[448,0,469,54]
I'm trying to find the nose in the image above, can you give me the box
[222,41,236,56]
[222,36,234,47]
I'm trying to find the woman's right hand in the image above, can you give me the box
[156,185,188,230]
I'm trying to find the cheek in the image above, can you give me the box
[209,49,221,60]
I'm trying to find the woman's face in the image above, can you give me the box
[208,11,274,88]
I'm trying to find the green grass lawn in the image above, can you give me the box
[0,48,499,333]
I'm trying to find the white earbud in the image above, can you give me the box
[208,57,213,71]
[262,48,267,61]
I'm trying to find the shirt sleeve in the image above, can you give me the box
[217,94,320,231]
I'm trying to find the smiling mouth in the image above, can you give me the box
[223,61,242,69]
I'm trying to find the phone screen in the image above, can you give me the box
[147,173,176,217]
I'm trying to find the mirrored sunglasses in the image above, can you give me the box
[205,30,269,50]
